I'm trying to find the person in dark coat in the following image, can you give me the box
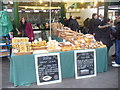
[89,13,101,41]
[98,18,113,51]
[112,16,120,67]
[63,17,69,27]
[83,18,90,34]
[19,17,34,41]
[98,14,104,21]
[68,16,80,32]
[68,16,72,22]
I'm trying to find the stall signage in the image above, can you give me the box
[35,53,62,85]
[74,49,96,79]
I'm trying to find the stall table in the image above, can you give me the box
[10,47,108,86]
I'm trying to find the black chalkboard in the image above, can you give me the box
[74,49,96,79]
[35,53,62,85]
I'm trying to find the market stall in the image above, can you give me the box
[10,24,108,86]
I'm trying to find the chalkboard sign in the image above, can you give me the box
[35,53,62,85]
[74,49,96,79]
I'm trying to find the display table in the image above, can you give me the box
[10,47,108,86]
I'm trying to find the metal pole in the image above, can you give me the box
[13,1,19,29]
[97,6,99,15]
[104,2,108,19]
[60,3,66,18]
[49,0,52,40]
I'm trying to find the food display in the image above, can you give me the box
[0,52,9,57]
[59,42,75,51]
[12,37,32,55]
[33,50,49,54]
[32,24,39,29]
[52,23,106,49]
[31,40,47,50]
[12,37,29,43]
[11,23,106,56]
[12,42,32,52]
[47,40,61,52]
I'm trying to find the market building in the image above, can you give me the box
[0,0,120,89]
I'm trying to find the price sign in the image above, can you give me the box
[35,53,62,85]
[74,49,96,79]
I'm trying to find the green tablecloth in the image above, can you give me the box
[10,47,108,86]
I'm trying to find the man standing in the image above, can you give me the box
[112,16,120,67]
[89,13,101,41]
[68,16,80,32]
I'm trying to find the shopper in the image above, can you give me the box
[83,18,90,34]
[111,16,118,57]
[68,16,72,22]
[112,16,120,67]
[68,16,80,32]
[114,16,119,25]
[98,14,104,21]
[89,13,101,41]
[63,17,69,27]
[98,18,113,51]
[19,17,34,41]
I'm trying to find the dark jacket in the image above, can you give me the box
[68,19,80,31]
[99,21,113,47]
[64,19,69,27]
[89,18,101,41]
[116,22,120,40]
[84,20,89,29]
[89,19,101,34]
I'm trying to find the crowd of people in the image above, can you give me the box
[61,14,120,67]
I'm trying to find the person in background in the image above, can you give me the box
[68,16,80,32]
[19,17,34,41]
[63,17,69,27]
[98,14,104,21]
[89,13,101,41]
[83,18,90,34]
[68,16,72,27]
[68,16,72,22]
[112,16,120,67]
[114,16,119,25]
[111,16,118,57]
[98,18,113,51]
[58,17,61,23]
